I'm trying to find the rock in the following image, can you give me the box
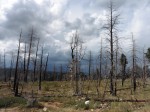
[43,107,48,111]
[85,100,90,105]
[85,100,90,110]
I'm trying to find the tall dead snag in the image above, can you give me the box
[9,51,14,81]
[114,36,119,95]
[69,31,85,95]
[39,47,43,90]
[88,51,92,80]
[78,43,85,95]
[102,52,109,99]
[33,38,40,82]
[103,0,120,95]
[69,33,76,92]
[53,64,56,81]
[13,30,22,96]
[131,34,137,93]
[23,42,26,80]
[145,48,150,86]
[99,38,103,86]
[86,50,92,97]
[43,53,49,81]
[3,50,6,82]
[142,48,146,88]
[24,29,34,82]
[59,64,63,81]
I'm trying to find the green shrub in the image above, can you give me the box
[0,97,26,108]
[44,85,50,91]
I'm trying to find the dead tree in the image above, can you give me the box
[88,51,92,80]
[69,31,85,95]
[9,51,14,81]
[33,38,40,82]
[23,42,26,80]
[78,43,86,95]
[142,48,147,88]
[103,0,120,95]
[59,64,63,81]
[24,29,34,82]
[39,47,43,90]
[99,38,103,86]
[114,36,118,95]
[13,30,22,96]
[3,50,6,82]
[43,53,49,81]
[86,51,93,97]
[131,34,137,93]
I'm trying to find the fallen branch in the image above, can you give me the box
[94,99,150,102]
[104,84,148,92]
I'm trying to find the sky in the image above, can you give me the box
[0,0,150,69]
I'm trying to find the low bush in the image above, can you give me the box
[0,97,26,108]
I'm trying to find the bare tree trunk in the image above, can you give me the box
[104,1,120,95]
[99,38,103,86]
[24,29,34,82]
[33,38,39,82]
[88,51,92,80]
[13,30,22,96]
[4,50,6,82]
[60,64,63,81]
[131,34,136,94]
[114,36,119,96]
[53,64,56,81]
[9,52,14,81]
[86,51,92,97]
[39,47,43,90]
[43,53,49,81]
[23,42,26,81]
[75,38,79,95]
[143,48,146,88]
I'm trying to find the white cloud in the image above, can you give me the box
[49,0,68,16]
[0,0,150,65]
[50,19,64,31]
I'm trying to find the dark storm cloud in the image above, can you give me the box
[64,13,101,41]
[0,0,70,67]
[0,0,52,40]
[0,0,150,68]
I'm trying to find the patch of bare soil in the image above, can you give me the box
[0,107,20,112]
[40,101,63,110]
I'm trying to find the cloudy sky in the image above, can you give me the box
[0,0,150,69]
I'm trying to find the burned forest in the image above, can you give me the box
[0,0,150,112]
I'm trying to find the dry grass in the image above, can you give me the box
[0,78,150,112]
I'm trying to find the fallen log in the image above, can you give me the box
[94,99,150,102]
[104,84,149,92]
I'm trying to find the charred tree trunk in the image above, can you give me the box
[24,29,34,82]
[4,50,6,82]
[23,42,26,81]
[13,30,22,96]
[39,47,43,90]
[131,34,136,93]
[9,52,14,81]
[60,64,63,81]
[143,48,146,88]
[53,64,56,81]
[33,38,39,82]
[88,51,92,80]
[43,53,49,81]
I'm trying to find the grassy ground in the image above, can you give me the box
[0,78,150,112]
